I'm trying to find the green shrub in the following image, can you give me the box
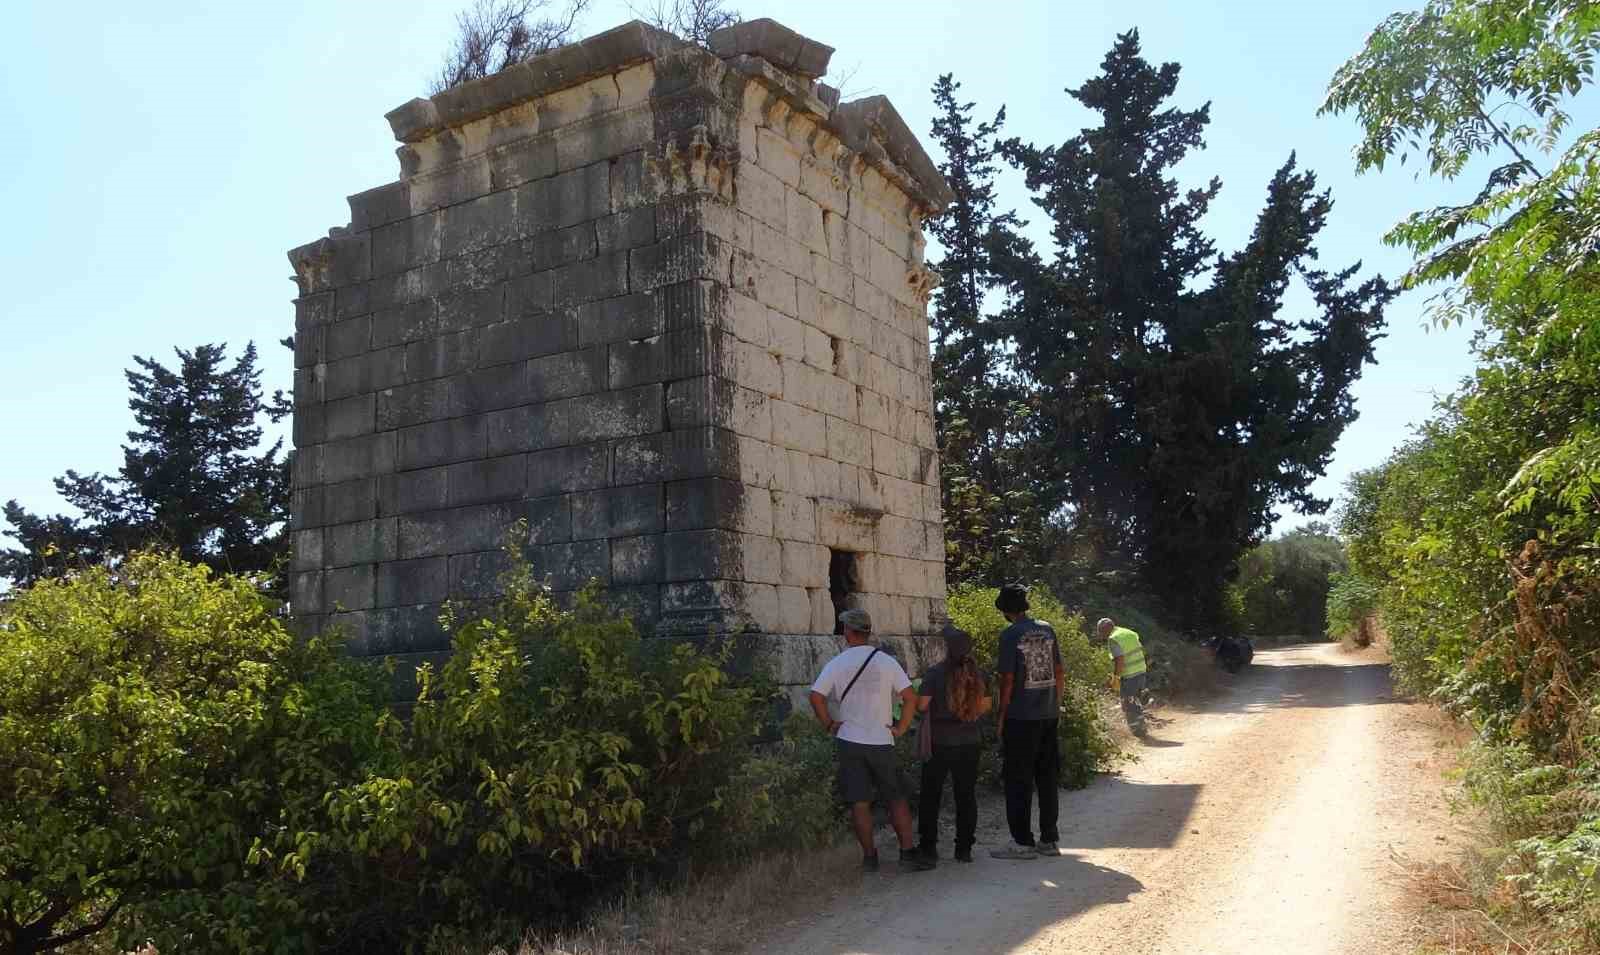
[945,583,1110,685]
[252,546,776,952]
[1514,819,1600,945]
[944,583,1118,788]
[1324,572,1380,643]
[1458,738,1600,946]
[0,552,388,955]
[722,714,848,856]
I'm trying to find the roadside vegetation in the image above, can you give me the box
[0,546,842,954]
[1321,1,1600,949]
[0,553,1151,954]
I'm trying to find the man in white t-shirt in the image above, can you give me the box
[808,608,933,873]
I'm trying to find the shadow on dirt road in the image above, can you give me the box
[1190,646,1398,715]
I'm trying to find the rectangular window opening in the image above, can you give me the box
[828,549,858,636]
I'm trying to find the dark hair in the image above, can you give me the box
[995,583,1030,614]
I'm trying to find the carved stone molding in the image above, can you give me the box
[907,265,941,305]
[645,125,737,201]
[289,237,335,297]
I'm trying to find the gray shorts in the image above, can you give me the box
[836,739,904,803]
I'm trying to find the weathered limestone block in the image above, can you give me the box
[708,19,834,79]
[288,17,951,693]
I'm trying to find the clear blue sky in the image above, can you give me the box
[0,0,1481,536]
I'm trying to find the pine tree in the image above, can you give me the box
[1,343,291,587]
[1001,32,1393,625]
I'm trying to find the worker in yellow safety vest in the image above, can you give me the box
[1095,617,1148,737]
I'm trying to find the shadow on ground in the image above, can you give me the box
[798,851,1145,955]
[1138,735,1183,748]
[1179,648,1397,715]
[1056,778,1203,850]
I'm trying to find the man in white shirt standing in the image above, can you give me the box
[808,608,933,873]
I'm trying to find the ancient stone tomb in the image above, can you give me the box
[287,18,953,686]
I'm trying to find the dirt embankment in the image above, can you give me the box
[753,643,1469,955]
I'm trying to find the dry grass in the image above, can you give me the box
[488,843,863,955]
[1339,615,1390,654]
[1390,715,1592,955]
[1398,851,1571,955]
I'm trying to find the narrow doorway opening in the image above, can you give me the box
[828,549,858,635]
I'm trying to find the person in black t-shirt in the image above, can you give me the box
[911,624,991,864]
[992,583,1064,859]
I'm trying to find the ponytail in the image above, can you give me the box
[947,654,985,722]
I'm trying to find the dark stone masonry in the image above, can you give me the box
[287,17,953,694]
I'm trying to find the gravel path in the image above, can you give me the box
[754,643,1467,955]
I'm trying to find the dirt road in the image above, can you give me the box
[755,643,1468,955]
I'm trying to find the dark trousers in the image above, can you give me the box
[1002,718,1059,846]
[1120,672,1149,732]
[918,742,980,852]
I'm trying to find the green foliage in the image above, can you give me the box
[1,343,291,590]
[925,74,1048,586]
[1458,740,1600,945]
[944,583,1118,787]
[0,544,827,954]
[1513,820,1600,943]
[0,551,387,955]
[944,583,1109,686]
[1323,572,1380,642]
[252,549,774,951]
[928,46,1390,622]
[722,715,845,857]
[1324,1,1600,939]
[988,33,1389,628]
[1324,0,1600,748]
[1231,523,1348,637]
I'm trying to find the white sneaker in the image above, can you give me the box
[1036,841,1062,856]
[989,841,1037,860]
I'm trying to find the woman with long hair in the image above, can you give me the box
[913,624,991,864]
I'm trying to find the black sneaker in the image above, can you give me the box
[954,847,973,863]
[862,852,879,872]
[898,847,936,871]
[912,842,939,863]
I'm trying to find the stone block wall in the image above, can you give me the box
[287,18,953,688]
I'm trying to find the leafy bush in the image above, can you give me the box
[1323,572,1380,643]
[1514,820,1600,945]
[0,544,824,954]
[945,583,1109,686]
[254,557,776,952]
[721,714,848,857]
[0,550,1151,954]
[0,552,388,955]
[1230,524,1347,637]
[944,583,1118,788]
[1457,739,1600,946]
[1323,3,1600,944]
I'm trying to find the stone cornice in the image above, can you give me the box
[708,18,834,79]
[377,17,954,217]
[830,96,956,213]
[722,55,953,216]
[384,20,687,143]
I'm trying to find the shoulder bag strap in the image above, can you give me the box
[838,647,881,705]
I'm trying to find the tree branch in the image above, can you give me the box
[35,897,124,954]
